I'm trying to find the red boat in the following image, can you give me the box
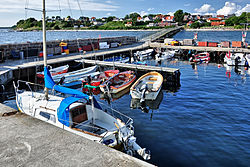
[37,65,69,78]
[190,52,210,63]
[82,70,119,94]
[100,71,136,94]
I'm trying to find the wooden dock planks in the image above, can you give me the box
[79,59,179,74]
[150,43,250,53]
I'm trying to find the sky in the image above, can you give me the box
[0,0,249,27]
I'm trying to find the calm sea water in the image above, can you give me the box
[97,60,250,167]
[0,29,154,44]
[1,30,250,166]
[174,30,250,42]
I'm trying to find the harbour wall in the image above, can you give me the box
[0,103,154,167]
[0,36,136,60]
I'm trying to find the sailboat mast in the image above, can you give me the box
[42,0,48,99]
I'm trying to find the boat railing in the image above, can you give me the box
[16,80,44,92]
[97,100,133,126]
[14,80,63,97]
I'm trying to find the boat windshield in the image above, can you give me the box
[70,105,88,126]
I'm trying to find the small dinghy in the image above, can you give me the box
[190,52,210,63]
[105,56,130,63]
[100,71,136,94]
[130,71,163,101]
[82,70,119,93]
[53,65,98,85]
[37,64,69,78]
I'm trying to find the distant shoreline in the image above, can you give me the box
[47,29,159,32]
[186,28,250,32]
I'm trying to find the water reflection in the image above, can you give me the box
[130,91,163,119]
[100,86,130,104]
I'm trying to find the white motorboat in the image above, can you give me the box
[134,49,154,61]
[155,50,175,61]
[52,65,98,83]
[224,52,246,66]
[130,71,163,101]
[13,0,150,161]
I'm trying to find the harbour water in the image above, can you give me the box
[1,30,250,166]
[0,29,155,44]
[92,59,250,167]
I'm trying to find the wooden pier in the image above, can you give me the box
[0,29,184,86]
[77,59,181,87]
[140,26,184,42]
[78,59,179,73]
[150,43,250,53]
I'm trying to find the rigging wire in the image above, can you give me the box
[67,0,73,17]
[66,0,81,50]
[25,0,29,19]
[76,0,84,17]
[57,0,62,17]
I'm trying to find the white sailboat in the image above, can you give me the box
[13,0,150,160]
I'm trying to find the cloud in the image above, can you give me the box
[139,11,148,16]
[235,4,250,16]
[106,13,112,16]
[167,12,174,16]
[216,2,241,15]
[0,0,119,13]
[194,4,215,13]
[184,4,191,7]
[105,1,112,4]
[147,8,154,12]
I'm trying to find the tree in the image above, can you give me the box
[129,13,141,22]
[107,16,115,22]
[174,10,184,24]
[190,21,200,29]
[56,16,61,20]
[124,14,129,20]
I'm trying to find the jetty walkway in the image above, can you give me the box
[0,27,184,85]
[0,103,154,167]
[150,43,250,53]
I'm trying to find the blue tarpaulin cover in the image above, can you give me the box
[44,67,89,99]
[44,67,102,126]
[58,96,82,126]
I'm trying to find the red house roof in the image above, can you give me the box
[211,22,225,26]
[208,18,222,21]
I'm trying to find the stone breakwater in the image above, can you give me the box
[0,36,136,60]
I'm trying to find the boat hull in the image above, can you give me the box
[130,71,163,100]
[100,71,136,94]
[130,85,162,100]
[37,65,69,78]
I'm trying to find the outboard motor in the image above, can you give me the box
[86,75,92,85]
[140,84,148,103]
[235,56,240,67]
